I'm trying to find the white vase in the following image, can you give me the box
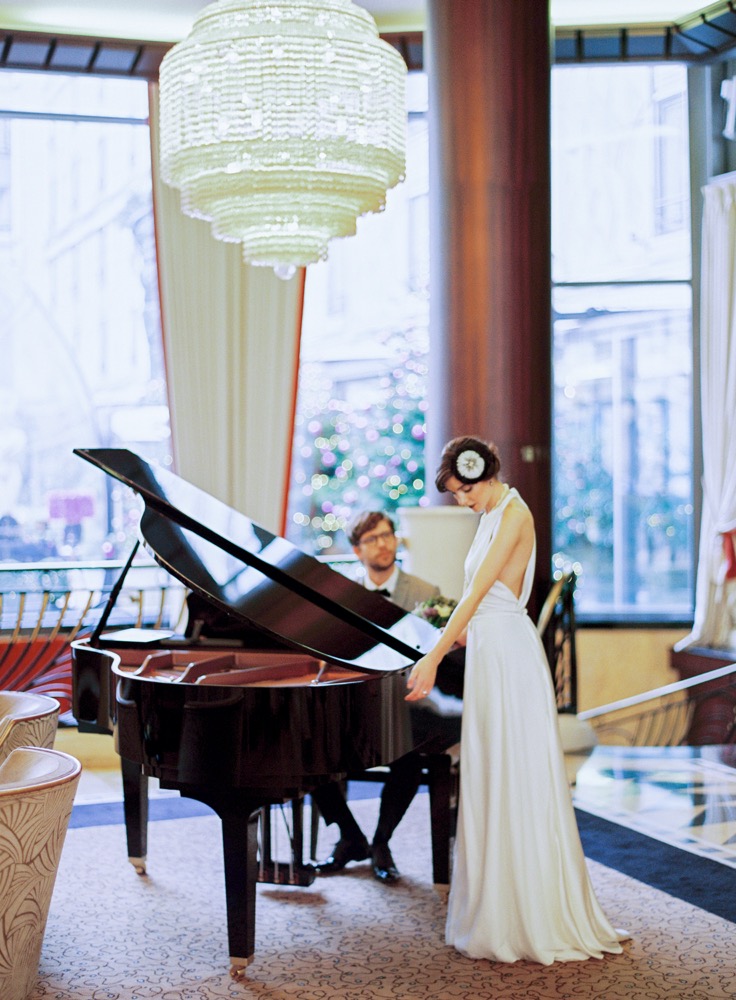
[398,506,479,601]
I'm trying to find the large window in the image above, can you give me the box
[283,61,696,620]
[551,64,693,619]
[0,71,170,565]
[286,74,430,555]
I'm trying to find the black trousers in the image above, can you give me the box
[312,702,462,846]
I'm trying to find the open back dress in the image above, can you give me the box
[445,487,624,964]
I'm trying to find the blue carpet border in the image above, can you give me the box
[69,796,213,828]
[574,806,735,924]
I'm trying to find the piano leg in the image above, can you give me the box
[174,788,261,977]
[121,755,148,875]
[220,805,259,979]
[425,752,459,886]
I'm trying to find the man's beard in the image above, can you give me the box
[367,553,395,573]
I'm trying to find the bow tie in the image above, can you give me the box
[375,588,391,597]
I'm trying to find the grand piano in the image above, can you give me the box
[70,448,462,978]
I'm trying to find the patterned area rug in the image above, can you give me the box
[32,796,735,1000]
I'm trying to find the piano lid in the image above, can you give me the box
[75,448,441,673]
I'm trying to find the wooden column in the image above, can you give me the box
[426,0,552,590]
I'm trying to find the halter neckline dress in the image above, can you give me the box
[445,487,623,964]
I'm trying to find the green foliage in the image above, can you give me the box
[555,460,614,551]
[288,341,429,555]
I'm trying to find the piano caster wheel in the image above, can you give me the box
[128,856,147,876]
[229,957,252,980]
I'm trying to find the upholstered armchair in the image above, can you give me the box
[0,746,81,1000]
[0,692,60,764]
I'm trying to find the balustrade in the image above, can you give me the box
[0,559,186,718]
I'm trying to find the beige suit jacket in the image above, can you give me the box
[390,569,441,614]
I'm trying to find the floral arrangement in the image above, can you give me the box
[414,596,458,629]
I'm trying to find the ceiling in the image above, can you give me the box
[1,1,735,79]
[0,1,725,43]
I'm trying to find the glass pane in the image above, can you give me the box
[286,73,429,556]
[553,284,693,617]
[0,71,170,564]
[551,63,691,283]
[0,72,149,119]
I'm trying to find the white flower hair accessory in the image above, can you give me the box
[455,449,486,480]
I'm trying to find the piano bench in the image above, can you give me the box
[310,743,461,886]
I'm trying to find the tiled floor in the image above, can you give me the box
[58,728,736,870]
[55,728,175,805]
[572,743,736,868]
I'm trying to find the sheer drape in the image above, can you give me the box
[680,172,736,650]
[148,83,305,535]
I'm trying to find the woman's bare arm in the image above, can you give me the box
[405,501,532,700]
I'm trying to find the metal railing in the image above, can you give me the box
[11,554,731,748]
[1,558,187,716]
[579,662,736,746]
[537,571,578,714]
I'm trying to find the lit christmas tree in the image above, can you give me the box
[287,336,429,555]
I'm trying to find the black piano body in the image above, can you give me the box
[70,448,463,977]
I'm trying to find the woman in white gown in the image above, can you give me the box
[406,436,625,965]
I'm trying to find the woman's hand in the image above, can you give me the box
[405,654,439,702]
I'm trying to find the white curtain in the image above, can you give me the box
[679,171,736,650]
[148,84,305,535]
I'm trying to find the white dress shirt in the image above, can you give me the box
[362,564,400,596]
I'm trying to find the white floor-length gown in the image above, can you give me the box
[445,488,624,964]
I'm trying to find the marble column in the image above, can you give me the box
[425,0,553,592]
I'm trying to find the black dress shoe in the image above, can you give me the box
[315,836,370,874]
[371,842,400,883]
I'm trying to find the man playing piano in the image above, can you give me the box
[313,511,463,884]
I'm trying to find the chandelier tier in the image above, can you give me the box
[158,0,407,273]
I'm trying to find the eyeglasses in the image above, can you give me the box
[358,529,396,547]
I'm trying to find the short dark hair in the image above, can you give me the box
[435,436,501,493]
[347,511,396,547]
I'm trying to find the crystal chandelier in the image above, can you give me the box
[158,0,407,277]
